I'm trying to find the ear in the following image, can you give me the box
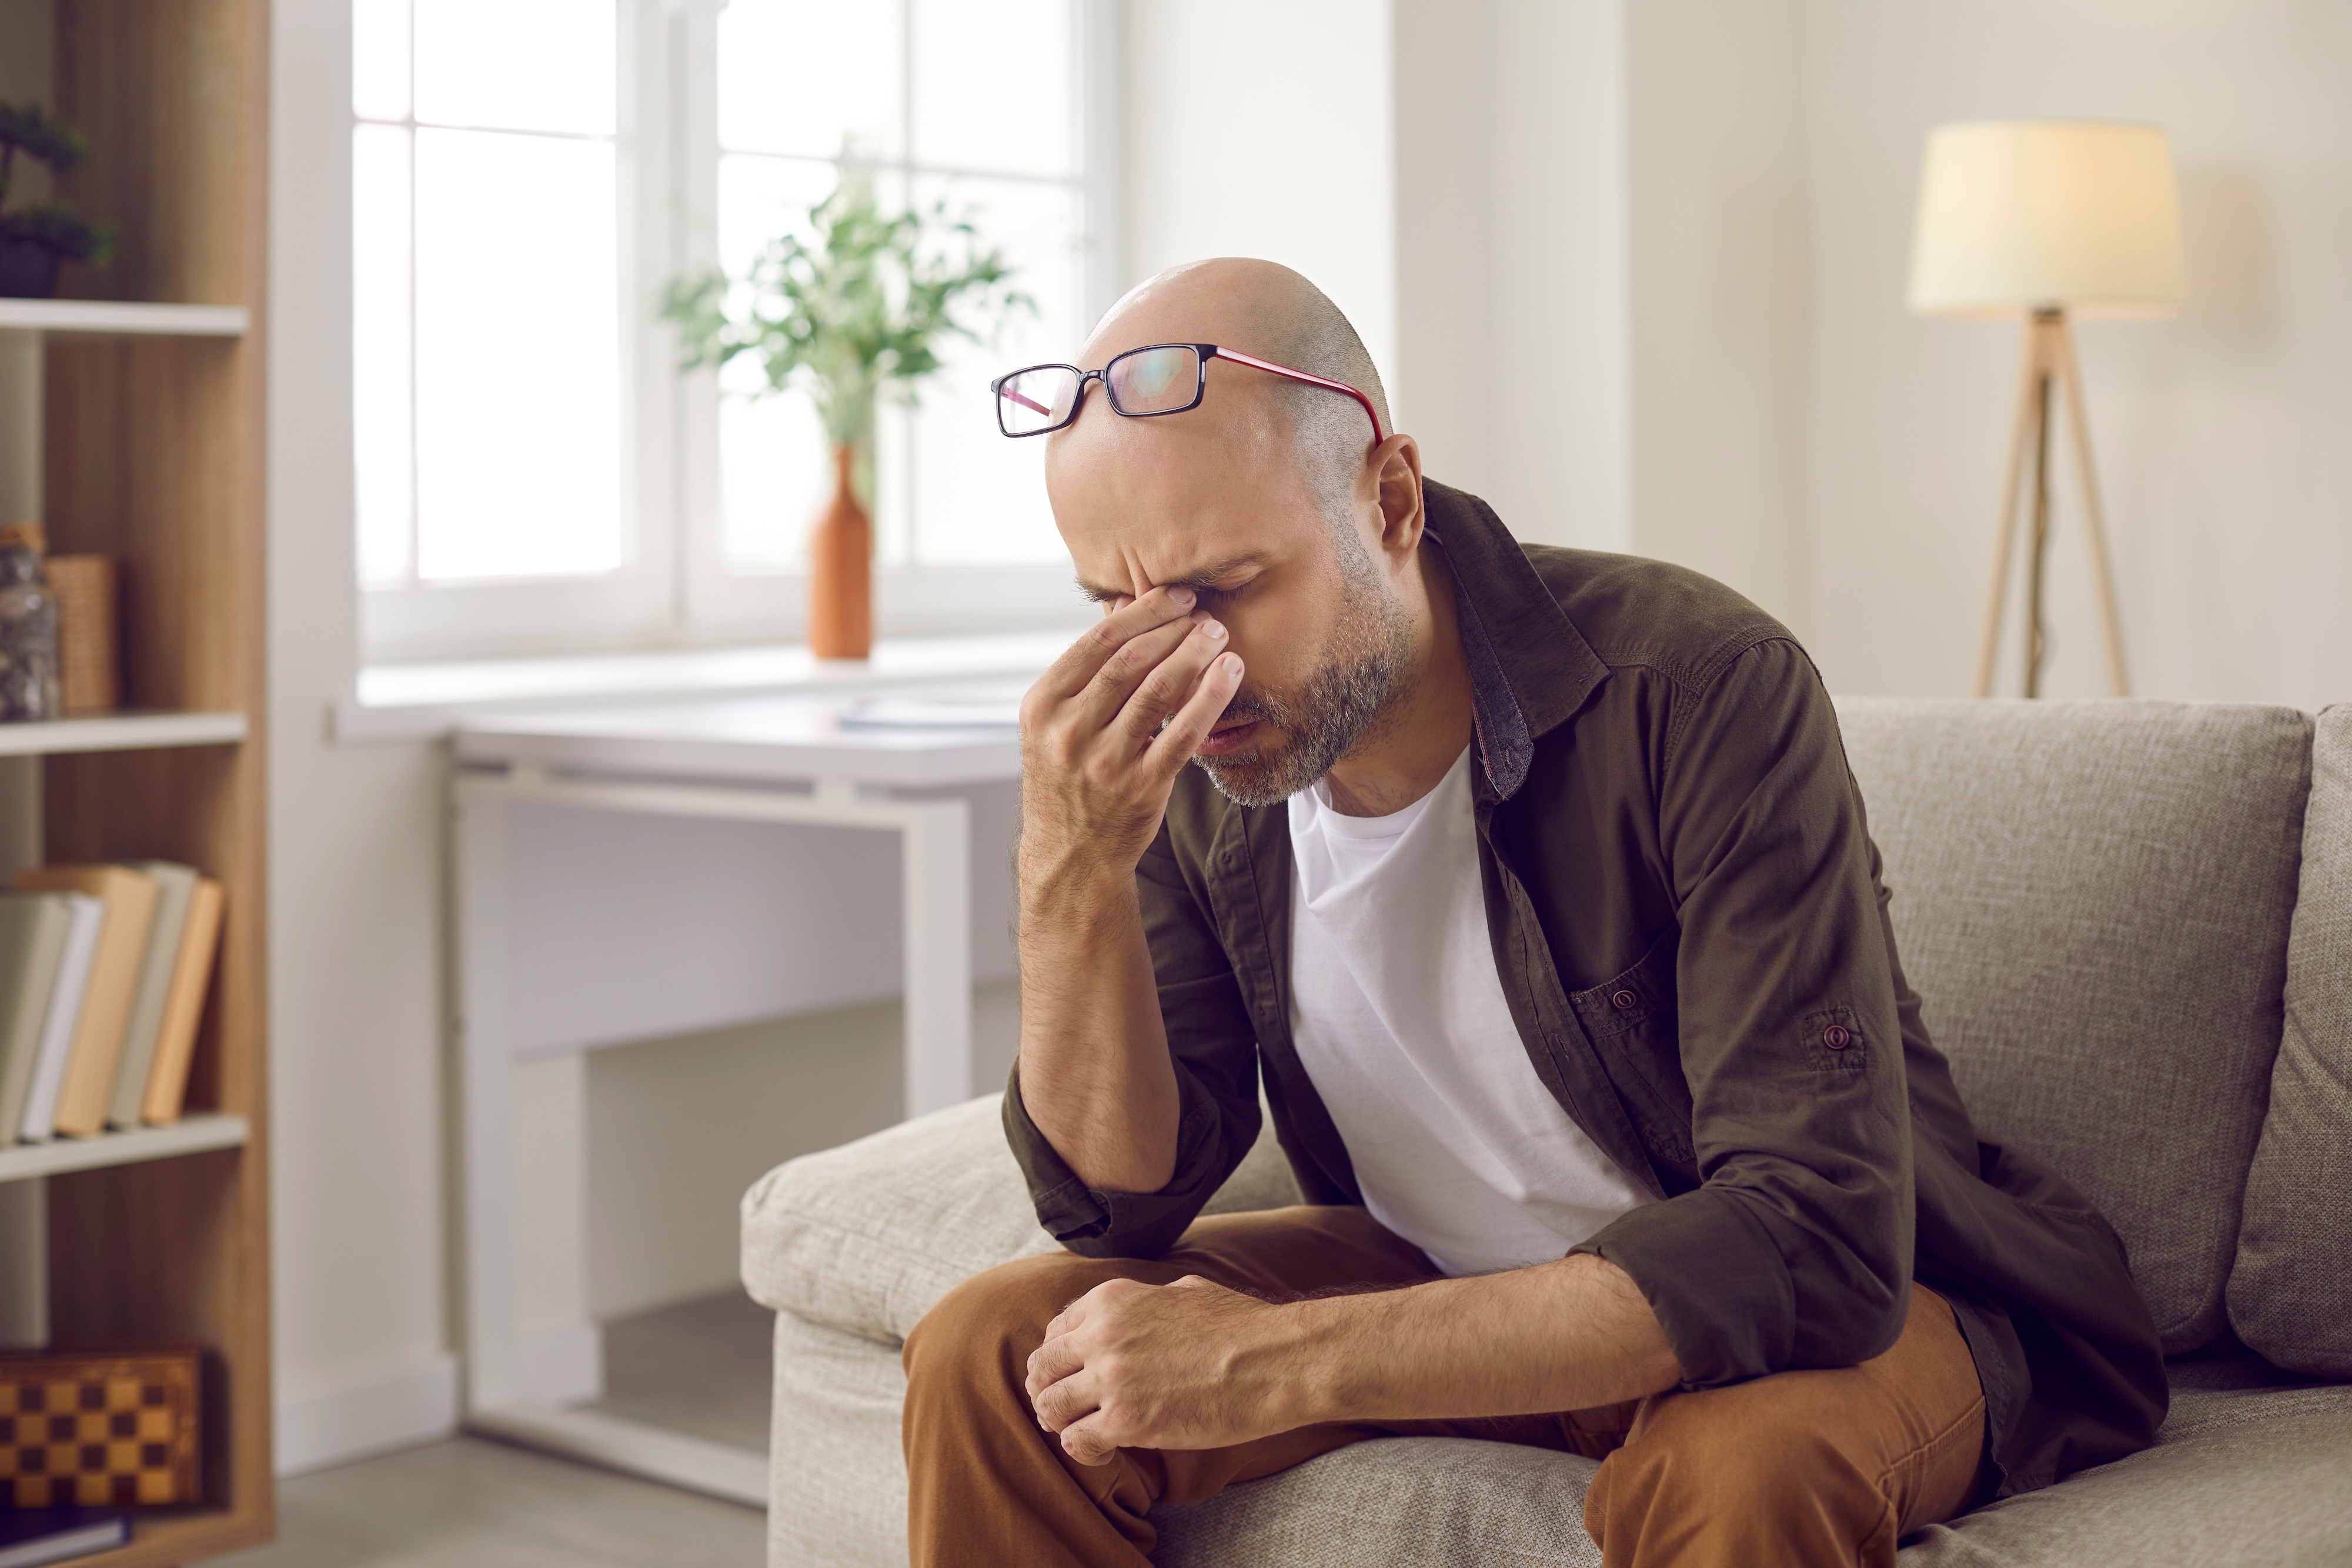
[1367,433,1424,571]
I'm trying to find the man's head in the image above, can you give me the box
[1042,259,1425,807]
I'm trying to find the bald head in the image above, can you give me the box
[1081,259,1391,519]
[1038,259,1429,808]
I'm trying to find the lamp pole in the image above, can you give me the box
[1973,307,2130,700]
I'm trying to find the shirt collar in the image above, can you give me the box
[1418,479,1608,802]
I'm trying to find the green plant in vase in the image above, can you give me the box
[0,102,119,299]
[662,172,1027,659]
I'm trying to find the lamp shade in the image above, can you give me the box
[1907,120,2187,317]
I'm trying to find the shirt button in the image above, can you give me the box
[1823,1025,1852,1050]
[1611,990,1638,1011]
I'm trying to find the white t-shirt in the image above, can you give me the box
[1287,747,1651,1277]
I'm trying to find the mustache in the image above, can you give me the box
[1209,689,1298,735]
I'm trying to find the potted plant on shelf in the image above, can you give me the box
[662,173,1027,660]
[0,102,118,299]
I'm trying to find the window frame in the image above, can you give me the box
[357,0,1120,664]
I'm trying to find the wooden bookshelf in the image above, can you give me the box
[0,0,275,1559]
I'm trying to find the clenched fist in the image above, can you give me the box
[1025,1274,1309,1466]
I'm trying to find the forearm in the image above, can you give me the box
[1273,1253,1683,1426]
[1014,861,1180,1194]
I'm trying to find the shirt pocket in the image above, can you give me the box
[1568,925,1698,1183]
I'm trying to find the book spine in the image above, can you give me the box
[108,868,194,1129]
[141,880,224,1127]
[20,898,101,1142]
[51,875,158,1139]
[0,901,69,1141]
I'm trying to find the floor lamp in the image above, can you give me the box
[1907,121,2187,698]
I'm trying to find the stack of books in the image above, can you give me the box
[0,862,224,1144]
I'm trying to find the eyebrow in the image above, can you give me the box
[1074,551,1272,603]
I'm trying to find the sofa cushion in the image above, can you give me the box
[739,1093,1302,1344]
[1156,1438,1603,1568]
[768,1311,910,1568]
[1893,1385,2352,1566]
[2229,703,2352,1378]
[1835,698,2312,1355]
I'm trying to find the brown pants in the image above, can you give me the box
[903,1206,1987,1568]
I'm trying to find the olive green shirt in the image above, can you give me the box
[1004,479,2167,1498]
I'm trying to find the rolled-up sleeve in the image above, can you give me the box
[1572,638,1916,1385]
[1003,816,1263,1259]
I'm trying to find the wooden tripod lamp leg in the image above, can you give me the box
[2052,317,2132,697]
[1976,320,2047,697]
[2023,359,2055,700]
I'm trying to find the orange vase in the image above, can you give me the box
[808,442,873,660]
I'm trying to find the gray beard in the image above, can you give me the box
[1192,553,1415,810]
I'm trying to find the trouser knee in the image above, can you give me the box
[903,1251,1111,1403]
[1584,1387,1886,1568]
[1599,1399,1858,1509]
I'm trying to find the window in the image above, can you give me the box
[353,0,1107,661]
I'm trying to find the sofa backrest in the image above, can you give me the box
[2228,703,2352,1377]
[1835,697,2312,1356]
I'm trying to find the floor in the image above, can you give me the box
[212,1290,773,1567]
[587,1288,774,1451]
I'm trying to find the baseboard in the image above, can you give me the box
[275,1353,460,1476]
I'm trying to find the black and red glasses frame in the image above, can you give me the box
[992,342,1385,446]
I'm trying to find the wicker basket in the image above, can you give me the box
[46,554,120,716]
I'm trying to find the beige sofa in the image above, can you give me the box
[741,698,2352,1567]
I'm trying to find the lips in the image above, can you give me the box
[1197,718,1261,757]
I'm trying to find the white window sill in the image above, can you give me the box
[332,627,1086,744]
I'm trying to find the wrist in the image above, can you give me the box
[1017,847,1137,913]
[1259,1295,1380,1429]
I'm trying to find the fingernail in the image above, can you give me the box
[1201,619,1227,640]
[1219,653,1241,674]
[1165,587,1196,609]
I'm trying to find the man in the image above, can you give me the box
[902,259,2165,1568]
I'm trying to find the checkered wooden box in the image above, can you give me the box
[0,1349,201,1509]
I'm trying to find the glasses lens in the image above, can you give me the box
[997,366,1082,435]
[1105,346,1201,415]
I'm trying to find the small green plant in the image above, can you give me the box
[0,102,119,266]
[660,172,1028,466]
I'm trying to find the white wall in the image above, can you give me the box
[1625,0,1810,628]
[1392,0,1636,554]
[1803,0,2352,706]
[1123,0,1398,409]
[1388,0,1811,628]
[268,0,467,1471]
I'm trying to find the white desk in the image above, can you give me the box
[450,685,1025,1503]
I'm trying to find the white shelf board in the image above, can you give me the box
[0,710,247,755]
[0,298,250,337]
[0,1113,249,1183]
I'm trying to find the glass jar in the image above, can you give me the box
[0,522,62,722]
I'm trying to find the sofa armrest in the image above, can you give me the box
[741,1092,1302,1345]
